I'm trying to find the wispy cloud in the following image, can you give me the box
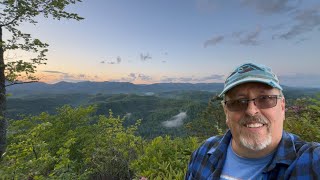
[42,70,98,83]
[178,77,194,82]
[277,5,320,39]
[162,112,187,128]
[42,70,68,75]
[161,74,224,83]
[239,26,261,45]
[241,0,300,14]
[204,1,319,47]
[195,74,224,81]
[204,26,262,47]
[160,77,178,83]
[204,35,224,47]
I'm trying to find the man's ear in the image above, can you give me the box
[281,97,285,111]
[281,97,286,121]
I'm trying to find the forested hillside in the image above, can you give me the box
[7,91,212,138]
[2,87,320,179]
[2,93,320,179]
[7,87,319,137]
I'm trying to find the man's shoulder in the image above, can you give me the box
[287,133,320,163]
[281,132,320,177]
[284,131,320,155]
[297,141,320,159]
[192,133,228,157]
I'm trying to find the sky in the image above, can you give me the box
[3,0,320,87]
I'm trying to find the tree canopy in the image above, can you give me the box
[0,0,83,158]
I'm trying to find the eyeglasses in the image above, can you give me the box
[223,95,282,112]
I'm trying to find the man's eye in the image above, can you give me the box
[237,99,247,104]
[259,95,271,100]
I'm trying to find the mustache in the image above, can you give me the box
[239,115,269,125]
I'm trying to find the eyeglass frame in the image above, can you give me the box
[222,95,283,112]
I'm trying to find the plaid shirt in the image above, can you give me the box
[186,130,320,180]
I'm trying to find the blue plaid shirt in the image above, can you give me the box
[186,130,320,180]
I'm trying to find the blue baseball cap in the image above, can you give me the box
[219,63,282,97]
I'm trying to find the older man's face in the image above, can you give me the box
[224,82,285,156]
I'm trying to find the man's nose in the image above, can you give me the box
[245,100,259,116]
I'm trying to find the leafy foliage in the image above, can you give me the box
[0,105,201,179]
[131,136,199,179]
[284,95,320,142]
[0,106,144,179]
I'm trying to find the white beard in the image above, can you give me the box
[239,130,272,151]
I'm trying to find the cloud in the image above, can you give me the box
[204,27,262,47]
[279,73,320,87]
[124,113,132,119]
[42,70,68,75]
[160,74,224,83]
[101,56,122,64]
[178,77,193,82]
[42,70,100,83]
[116,56,121,64]
[196,74,224,81]
[204,35,224,47]
[277,6,320,39]
[140,53,152,61]
[232,31,244,38]
[78,74,86,78]
[118,73,153,82]
[239,26,262,45]
[203,1,319,46]
[162,112,187,128]
[160,77,179,83]
[138,74,152,81]
[241,0,300,14]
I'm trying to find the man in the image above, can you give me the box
[185,63,320,180]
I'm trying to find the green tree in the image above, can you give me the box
[0,0,84,157]
[185,96,226,140]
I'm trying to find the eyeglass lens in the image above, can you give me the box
[225,95,280,112]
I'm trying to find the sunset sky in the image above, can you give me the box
[3,0,320,87]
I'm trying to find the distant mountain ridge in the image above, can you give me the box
[7,81,224,96]
[6,81,320,97]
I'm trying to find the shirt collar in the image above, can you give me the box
[206,130,300,171]
[207,130,232,155]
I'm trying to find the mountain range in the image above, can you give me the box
[7,81,224,96]
[6,81,320,97]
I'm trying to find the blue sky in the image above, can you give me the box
[4,0,320,87]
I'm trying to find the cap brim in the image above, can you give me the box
[219,77,282,97]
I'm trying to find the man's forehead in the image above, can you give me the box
[226,82,275,96]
